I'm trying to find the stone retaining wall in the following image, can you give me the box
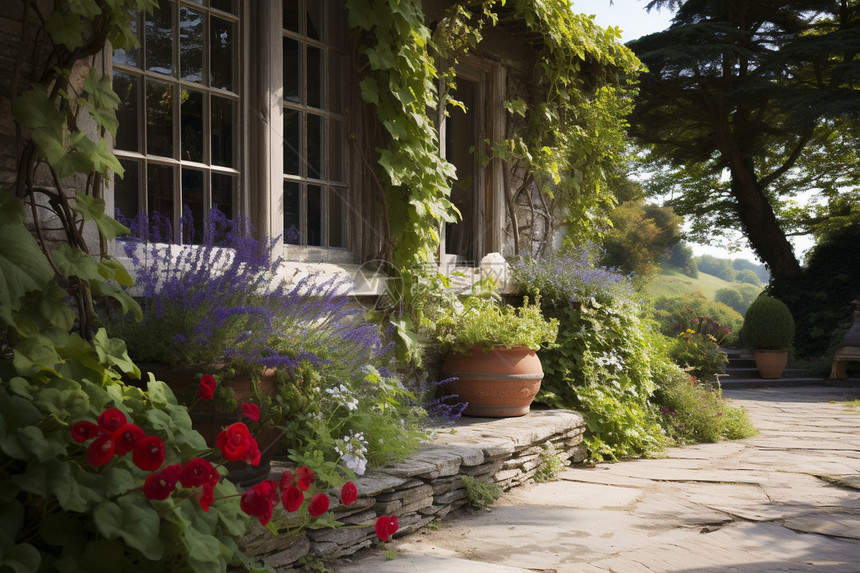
[239,409,586,570]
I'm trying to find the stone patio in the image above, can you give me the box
[238,409,586,568]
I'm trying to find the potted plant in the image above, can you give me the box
[741,295,795,378]
[436,292,558,417]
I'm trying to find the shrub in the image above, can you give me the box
[512,248,666,461]
[668,328,728,384]
[651,292,743,347]
[735,269,762,286]
[714,287,745,314]
[741,295,795,350]
[695,255,734,281]
[651,358,757,444]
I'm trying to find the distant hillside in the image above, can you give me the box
[646,265,736,300]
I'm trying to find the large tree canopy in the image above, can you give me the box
[628,0,860,280]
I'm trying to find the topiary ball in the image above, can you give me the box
[741,295,795,350]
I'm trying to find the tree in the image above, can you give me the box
[629,0,860,281]
[695,255,734,282]
[601,199,683,279]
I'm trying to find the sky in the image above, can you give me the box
[569,1,816,265]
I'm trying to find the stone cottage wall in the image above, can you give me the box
[239,409,585,570]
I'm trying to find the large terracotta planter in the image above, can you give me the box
[139,364,282,486]
[442,345,544,417]
[753,350,788,379]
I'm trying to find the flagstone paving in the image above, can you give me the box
[332,385,860,572]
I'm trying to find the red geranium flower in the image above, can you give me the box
[133,435,165,471]
[198,482,215,512]
[143,464,182,500]
[307,492,329,517]
[71,420,99,443]
[278,470,294,492]
[240,481,277,525]
[180,457,216,488]
[112,424,145,456]
[340,481,358,506]
[98,408,127,435]
[86,435,115,467]
[282,485,304,512]
[215,422,254,461]
[375,515,399,542]
[241,402,260,422]
[295,465,314,491]
[198,374,216,401]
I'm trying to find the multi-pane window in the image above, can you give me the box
[112,0,239,242]
[282,0,349,248]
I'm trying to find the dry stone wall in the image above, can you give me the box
[239,409,585,570]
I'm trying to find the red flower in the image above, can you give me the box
[112,424,145,456]
[240,439,261,467]
[295,465,314,491]
[241,402,260,422]
[71,421,99,443]
[240,481,277,525]
[278,470,294,492]
[86,435,115,467]
[340,481,358,506]
[198,374,216,401]
[198,483,215,512]
[180,457,216,488]
[375,515,399,542]
[282,485,304,512]
[133,435,165,471]
[98,408,127,435]
[307,493,329,517]
[215,422,254,461]
[143,464,182,500]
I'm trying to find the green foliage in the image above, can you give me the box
[461,475,501,509]
[512,252,665,461]
[651,357,757,445]
[735,269,762,286]
[768,223,860,357]
[534,442,566,483]
[732,259,769,283]
[650,292,742,348]
[741,295,796,351]
[600,200,682,280]
[715,284,762,316]
[435,293,558,354]
[695,256,735,282]
[0,192,264,572]
[667,328,727,385]
[666,243,698,278]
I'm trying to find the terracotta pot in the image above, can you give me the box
[442,345,544,417]
[138,363,281,486]
[753,350,788,379]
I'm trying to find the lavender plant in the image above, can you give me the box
[108,208,425,479]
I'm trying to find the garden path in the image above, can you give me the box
[332,384,860,572]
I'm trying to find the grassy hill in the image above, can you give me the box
[645,266,737,301]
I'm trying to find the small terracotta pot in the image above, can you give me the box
[753,349,788,379]
[442,345,544,417]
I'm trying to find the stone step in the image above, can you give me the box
[721,377,860,389]
[723,367,810,380]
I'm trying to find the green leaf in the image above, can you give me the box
[93,495,165,560]
[0,387,42,434]
[45,10,83,50]
[0,192,54,315]
[51,243,103,281]
[68,0,102,17]
[98,258,134,287]
[72,193,129,241]
[91,280,143,321]
[0,541,41,573]
[10,85,64,131]
[92,329,141,377]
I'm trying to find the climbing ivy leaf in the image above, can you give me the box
[73,193,130,241]
[0,192,54,316]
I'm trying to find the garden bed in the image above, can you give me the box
[239,409,586,569]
